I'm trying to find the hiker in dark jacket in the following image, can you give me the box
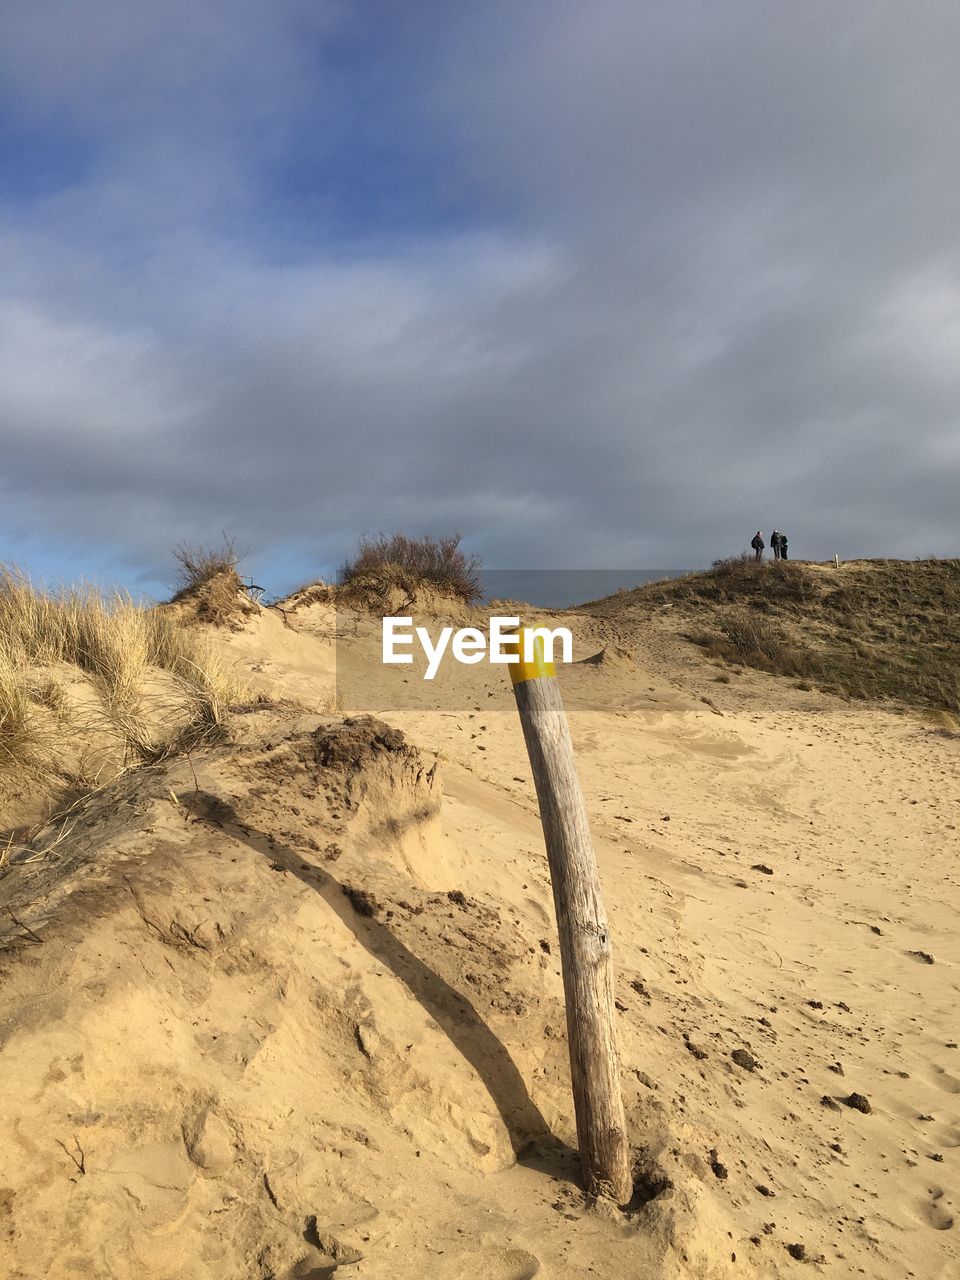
[779,532,789,560]
[771,530,782,560]
[751,531,764,561]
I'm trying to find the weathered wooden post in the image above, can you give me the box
[507,628,632,1204]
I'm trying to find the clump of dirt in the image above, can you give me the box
[232,716,445,892]
[343,884,381,917]
[842,1093,872,1114]
[312,717,410,771]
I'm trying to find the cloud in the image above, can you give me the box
[0,1,957,593]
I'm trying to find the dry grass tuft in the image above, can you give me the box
[278,581,334,612]
[181,570,254,627]
[169,540,255,627]
[0,565,246,813]
[172,538,241,594]
[924,708,960,737]
[691,556,812,604]
[689,608,814,679]
[0,649,55,779]
[339,533,482,605]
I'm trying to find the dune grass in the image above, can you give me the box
[0,566,245,809]
[0,647,55,777]
[688,606,813,679]
[627,557,960,715]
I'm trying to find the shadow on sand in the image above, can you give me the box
[194,793,577,1179]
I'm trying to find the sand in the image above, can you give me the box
[0,588,957,1278]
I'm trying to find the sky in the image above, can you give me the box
[1,0,958,599]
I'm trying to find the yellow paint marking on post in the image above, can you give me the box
[505,627,557,684]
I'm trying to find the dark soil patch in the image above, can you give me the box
[312,717,410,771]
[343,885,381,918]
[842,1093,871,1114]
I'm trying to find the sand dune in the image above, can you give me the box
[1,570,957,1278]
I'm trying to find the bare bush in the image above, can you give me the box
[339,533,482,603]
[168,540,259,627]
[172,539,241,594]
[690,607,815,678]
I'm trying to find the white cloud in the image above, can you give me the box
[1,1,958,586]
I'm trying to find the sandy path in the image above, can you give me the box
[385,647,960,1276]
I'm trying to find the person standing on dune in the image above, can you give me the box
[779,532,789,560]
[771,530,782,560]
[751,531,765,561]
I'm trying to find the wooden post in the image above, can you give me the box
[507,629,632,1204]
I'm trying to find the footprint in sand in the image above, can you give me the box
[930,1067,960,1094]
[916,1187,954,1231]
[525,897,552,927]
[938,1124,960,1149]
[443,1248,541,1279]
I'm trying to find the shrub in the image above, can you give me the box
[172,538,241,594]
[168,540,259,626]
[339,533,482,604]
[720,609,789,665]
[690,607,815,679]
[711,553,757,576]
